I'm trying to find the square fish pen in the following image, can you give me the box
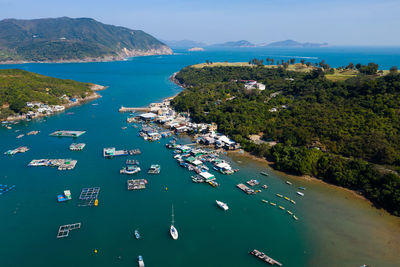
[57,223,81,238]
[78,187,100,206]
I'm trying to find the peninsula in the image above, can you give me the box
[0,69,105,121]
[0,17,172,64]
[171,60,400,216]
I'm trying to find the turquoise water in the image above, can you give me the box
[1,47,400,267]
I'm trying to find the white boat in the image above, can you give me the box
[286,181,292,185]
[170,205,178,240]
[216,200,229,211]
[137,255,145,267]
[297,191,304,196]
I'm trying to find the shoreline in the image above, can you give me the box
[4,84,107,122]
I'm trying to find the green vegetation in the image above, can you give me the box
[0,69,93,119]
[0,17,171,62]
[172,63,400,216]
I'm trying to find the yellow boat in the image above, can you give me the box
[270,202,276,206]
[94,199,99,206]
[279,206,285,210]
[284,197,290,201]
[276,194,283,198]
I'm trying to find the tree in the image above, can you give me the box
[390,66,398,74]
[346,62,355,69]
[300,59,305,65]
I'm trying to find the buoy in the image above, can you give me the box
[94,199,99,206]
[165,187,168,190]
[94,249,98,254]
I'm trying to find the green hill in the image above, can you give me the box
[172,63,400,215]
[0,17,172,62]
[0,69,95,119]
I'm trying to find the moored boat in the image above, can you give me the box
[134,229,141,239]
[297,191,305,196]
[260,171,269,176]
[286,181,292,185]
[138,255,145,267]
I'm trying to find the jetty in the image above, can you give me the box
[4,146,29,155]
[70,143,86,151]
[127,179,147,190]
[119,106,151,113]
[237,183,255,194]
[57,223,81,238]
[250,249,282,266]
[50,130,86,138]
[78,187,100,206]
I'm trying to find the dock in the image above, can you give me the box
[57,223,81,238]
[250,249,282,266]
[50,130,86,138]
[78,187,100,206]
[119,106,151,113]
[127,179,147,190]
[70,143,86,151]
[237,183,255,194]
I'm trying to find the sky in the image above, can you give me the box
[0,0,399,46]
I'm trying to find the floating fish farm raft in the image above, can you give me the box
[78,187,100,206]
[28,159,77,170]
[70,143,86,151]
[103,147,141,158]
[237,183,255,194]
[57,223,81,238]
[49,130,86,138]
[250,249,282,266]
[127,179,147,190]
[0,184,15,195]
[4,146,29,155]
[246,179,260,186]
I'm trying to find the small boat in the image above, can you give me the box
[286,181,292,185]
[279,206,285,210]
[121,126,127,130]
[216,200,229,211]
[57,190,72,202]
[260,171,269,176]
[270,202,276,206]
[138,255,145,267]
[148,164,161,174]
[276,194,283,198]
[284,196,290,201]
[298,186,306,190]
[262,185,268,189]
[16,134,24,139]
[290,199,296,204]
[134,229,141,239]
[208,180,219,187]
[293,215,299,220]
[297,191,305,196]
[170,205,178,240]
[287,210,293,215]
[261,199,268,203]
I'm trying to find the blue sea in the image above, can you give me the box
[1,46,400,267]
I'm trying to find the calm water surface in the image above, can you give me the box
[1,47,400,267]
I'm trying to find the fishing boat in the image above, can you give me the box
[286,181,292,185]
[148,164,161,174]
[279,206,285,210]
[120,165,141,175]
[287,210,293,215]
[134,229,141,239]
[276,194,283,198]
[298,186,306,190]
[138,255,145,267]
[216,200,229,211]
[293,215,299,220]
[208,180,220,187]
[262,185,268,189]
[284,196,290,201]
[261,199,268,203]
[297,191,305,196]
[290,199,296,204]
[260,171,269,176]
[270,202,276,206]
[170,205,178,240]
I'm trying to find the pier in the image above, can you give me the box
[237,183,255,194]
[250,249,282,266]
[119,106,151,113]
[127,179,147,190]
[78,187,100,206]
[57,223,81,238]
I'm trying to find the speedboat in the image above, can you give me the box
[297,191,305,196]
[216,200,229,211]
[170,205,178,240]
[138,255,145,267]
[134,229,141,239]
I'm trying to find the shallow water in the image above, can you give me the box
[1,47,400,267]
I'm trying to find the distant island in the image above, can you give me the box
[0,17,173,64]
[213,40,256,47]
[188,47,205,51]
[0,69,105,121]
[161,39,207,48]
[172,60,400,216]
[264,39,328,47]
